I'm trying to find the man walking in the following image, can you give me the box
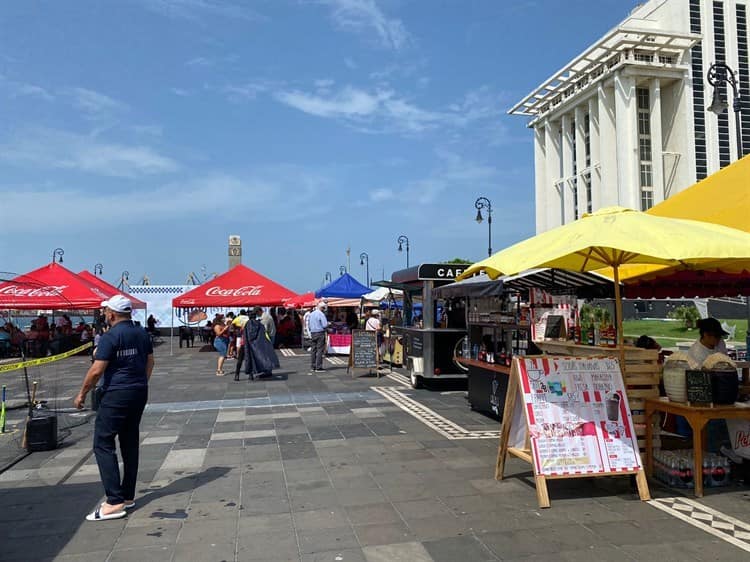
[74,295,154,521]
[308,301,328,372]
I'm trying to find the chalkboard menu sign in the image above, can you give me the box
[349,330,379,374]
[686,370,713,405]
[543,315,565,339]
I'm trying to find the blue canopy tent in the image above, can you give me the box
[315,273,370,299]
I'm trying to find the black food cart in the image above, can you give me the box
[376,263,468,388]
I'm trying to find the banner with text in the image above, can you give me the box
[517,356,641,476]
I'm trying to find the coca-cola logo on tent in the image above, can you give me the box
[204,285,264,297]
[0,284,68,297]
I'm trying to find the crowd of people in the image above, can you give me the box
[0,313,102,358]
[195,304,388,379]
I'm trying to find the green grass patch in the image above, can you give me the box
[622,319,747,348]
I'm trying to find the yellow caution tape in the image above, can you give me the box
[0,342,93,374]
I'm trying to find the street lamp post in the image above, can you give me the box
[51,248,64,264]
[707,62,745,158]
[397,235,410,268]
[119,270,129,290]
[706,62,748,353]
[94,263,103,276]
[359,252,369,286]
[474,196,493,257]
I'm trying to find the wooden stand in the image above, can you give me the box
[495,358,651,508]
[645,398,750,497]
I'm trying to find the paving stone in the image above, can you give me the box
[297,525,360,555]
[173,539,237,562]
[361,541,434,562]
[393,499,454,520]
[423,535,497,562]
[107,546,175,562]
[300,547,367,562]
[354,521,416,547]
[237,530,300,560]
[114,520,182,549]
[294,507,350,530]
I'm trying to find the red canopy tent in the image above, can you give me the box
[0,262,112,310]
[78,270,147,309]
[172,264,297,308]
[288,292,317,309]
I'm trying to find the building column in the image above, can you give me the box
[614,71,639,209]
[574,104,587,217]
[561,113,575,224]
[597,83,617,207]
[649,78,665,205]
[533,125,547,233]
[588,96,601,212]
[544,120,562,229]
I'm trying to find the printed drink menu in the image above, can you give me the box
[518,356,641,476]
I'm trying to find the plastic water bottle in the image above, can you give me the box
[461,336,470,358]
[712,456,730,487]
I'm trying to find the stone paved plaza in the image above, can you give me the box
[0,343,749,561]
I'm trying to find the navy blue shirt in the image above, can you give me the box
[94,320,153,391]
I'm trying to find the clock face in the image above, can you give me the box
[229,247,241,256]
[228,236,241,246]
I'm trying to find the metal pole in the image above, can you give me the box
[734,106,744,159]
[487,213,493,257]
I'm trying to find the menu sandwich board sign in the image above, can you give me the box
[348,329,380,378]
[495,355,650,508]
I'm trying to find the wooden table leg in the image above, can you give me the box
[688,414,708,498]
[645,403,654,478]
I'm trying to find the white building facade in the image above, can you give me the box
[511,0,750,234]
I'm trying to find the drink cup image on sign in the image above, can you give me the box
[606,392,621,422]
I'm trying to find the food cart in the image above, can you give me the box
[436,268,615,420]
[376,263,469,388]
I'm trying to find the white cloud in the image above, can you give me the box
[344,57,358,69]
[315,79,335,89]
[320,0,409,50]
[1,167,332,232]
[274,83,512,139]
[185,56,213,67]
[0,74,54,101]
[369,188,394,202]
[220,80,275,101]
[171,87,191,97]
[138,0,263,22]
[275,86,390,118]
[1,127,179,178]
[63,87,126,118]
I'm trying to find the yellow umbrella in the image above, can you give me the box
[599,154,750,282]
[458,206,750,348]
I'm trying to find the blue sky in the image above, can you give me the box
[0,0,639,292]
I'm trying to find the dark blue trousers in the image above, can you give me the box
[93,388,147,505]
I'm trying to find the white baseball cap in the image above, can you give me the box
[101,295,133,313]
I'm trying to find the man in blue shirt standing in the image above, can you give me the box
[308,301,329,372]
[74,295,154,521]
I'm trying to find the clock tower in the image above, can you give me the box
[228,235,242,269]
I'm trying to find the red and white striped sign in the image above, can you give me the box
[515,356,642,477]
